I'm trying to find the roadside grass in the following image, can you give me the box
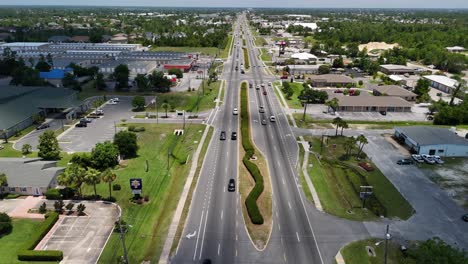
[279,82,304,109]
[0,219,58,264]
[0,143,37,158]
[298,145,314,203]
[86,123,205,263]
[292,114,435,129]
[8,125,37,141]
[255,37,267,46]
[150,46,222,57]
[137,80,221,114]
[170,126,213,255]
[221,35,233,58]
[260,48,272,62]
[272,83,286,108]
[341,238,411,264]
[304,136,414,221]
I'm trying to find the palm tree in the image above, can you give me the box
[344,137,356,158]
[101,169,117,199]
[332,117,343,136]
[356,134,368,158]
[58,164,86,196]
[325,98,339,113]
[161,103,170,118]
[85,167,101,198]
[340,120,349,136]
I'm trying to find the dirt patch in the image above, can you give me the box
[238,144,272,250]
[383,135,411,156]
[358,42,399,53]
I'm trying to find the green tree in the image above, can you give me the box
[21,144,32,155]
[91,141,119,171]
[85,167,101,197]
[77,203,86,216]
[343,137,356,158]
[161,102,170,118]
[95,73,106,90]
[35,55,51,72]
[0,212,12,235]
[325,98,339,113]
[135,74,149,92]
[408,237,468,264]
[168,68,183,78]
[332,117,343,136]
[114,131,138,159]
[356,134,368,158]
[450,80,466,106]
[132,96,146,111]
[53,199,64,213]
[113,64,129,90]
[58,164,87,196]
[0,173,7,196]
[318,64,330,74]
[38,131,60,160]
[414,78,431,102]
[101,169,117,199]
[65,202,74,213]
[332,56,344,68]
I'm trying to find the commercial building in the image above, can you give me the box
[394,126,468,157]
[372,85,417,101]
[336,96,412,112]
[163,59,195,72]
[0,86,82,138]
[309,74,355,87]
[446,46,465,53]
[380,64,417,75]
[288,65,320,74]
[99,60,158,77]
[0,158,63,196]
[290,52,318,63]
[423,75,459,94]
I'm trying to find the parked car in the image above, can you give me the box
[95,109,104,115]
[36,123,50,130]
[280,75,288,79]
[421,154,436,164]
[231,132,237,140]
[112,98,119,102]
[75,122,87,127]
[108,100,117,105]
[397,159,414,165]
[433,155,444,164]
[220,131,226,140]
[462,214,468,222]
[233,108,239,115]
[411,154,425,163]
[228,179,236,192]
[270,116,276,122]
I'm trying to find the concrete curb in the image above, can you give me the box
[158,124,211,264]
[335,250,346,264]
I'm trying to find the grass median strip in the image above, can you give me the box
[239,82,272,248]
[242,47,250,69]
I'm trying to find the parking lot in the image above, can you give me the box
[36,201,119,264]
[59,97,134,152]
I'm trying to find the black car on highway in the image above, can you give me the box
[220,131,226,140]
[228,179,236,192]
[231,132,237,140]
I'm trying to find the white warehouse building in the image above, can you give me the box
[394,126,468,157]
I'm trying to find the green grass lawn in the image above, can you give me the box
[341,238,411,264]
[8,125,37,141]
[142,80,221,113]
[242,47,250,69]
[278,82,305,109]
[255,37,267,46]
[0,219,58,264]
[260,48,272,62]
[304,136,414,221]
[221,35,233,58]
[91,123,205,263]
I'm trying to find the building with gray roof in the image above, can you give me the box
[372,85,417,101]
[335,95,412,112]
[395,126,468,157]
[0,158,63,195]
[0,86,81,138]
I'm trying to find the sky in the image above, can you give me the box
[0,0,467,9]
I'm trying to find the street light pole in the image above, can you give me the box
[384,224,390,264]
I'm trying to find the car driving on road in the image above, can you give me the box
[231,132,237,140]
[270,116,276,122]
[259,106,265,113]
[228,179,236,192]
[220,131,226,140]
[233,108,238,115]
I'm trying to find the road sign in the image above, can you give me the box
[130,178,142,190]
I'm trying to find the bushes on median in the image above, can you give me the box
[240,82,264,225]
[17,212,63,261]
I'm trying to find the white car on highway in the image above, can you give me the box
[270,116,276,122]
[233,108,239,115]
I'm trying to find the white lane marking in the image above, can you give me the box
[221,210,223,220]
[284,253,287,263]
[296,232,301,242]
[198,208,210,260]
[236,249,238,256]
[217,243,221,256]
[278,224,281,231]
[282,178,285,185]
[193,210,205,260]
[236,234,238,241]
[288,201,292,210]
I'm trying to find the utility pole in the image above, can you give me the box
[155,95,158,124]
[183,110,186,130]
[118,217,129,264]
[384,224,390,264]
[302,101,308,122]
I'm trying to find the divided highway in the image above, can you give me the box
[172,14,325,264]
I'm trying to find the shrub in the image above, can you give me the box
[22,144,32,155]
[0,212,12,235]
[358,80,363,86]
[128,125,136,131]
[17,250,63,261]
[44,189,61,200]
[113,183,121,191]
[20,212,59,251]
[38,202,47,214]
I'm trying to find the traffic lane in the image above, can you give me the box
[14,118,64,151]
[59,98,133,152]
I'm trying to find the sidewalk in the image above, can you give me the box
[8,196,44,219]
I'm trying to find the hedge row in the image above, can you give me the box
[240,82,264,225]
[17,212,63,261]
